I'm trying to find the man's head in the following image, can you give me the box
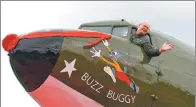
[136,21,150,35]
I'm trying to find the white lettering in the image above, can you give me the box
[81,72,104,93]
[95,81,103,93]
[86,76,94,85]
[131,95,136,104]
[125,95,131,103]
[81,72,89,81]
[119,94,125,102]
[106,90,135,104]
[107,90,113,98]
[90,80,99,91]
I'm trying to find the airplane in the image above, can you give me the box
[2,19,195,107]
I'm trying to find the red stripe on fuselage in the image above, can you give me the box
[20,30,112,49]
[29,76,104,107]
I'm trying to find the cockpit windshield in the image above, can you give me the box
[80,26,112,34]
[80,26,129,37]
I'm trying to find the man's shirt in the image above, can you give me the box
[131,30,160,57]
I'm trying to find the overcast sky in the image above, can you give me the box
[1,1,195,107]
[1,1,195,47]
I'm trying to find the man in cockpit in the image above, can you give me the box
[131,21,174,57]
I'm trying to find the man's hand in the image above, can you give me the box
[159,41,174,53]
[90,47,101,58]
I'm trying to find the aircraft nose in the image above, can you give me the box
[9,56,56,92]
[6,36,64,92]
[3,30,112,93]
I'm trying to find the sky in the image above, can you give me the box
[1,1,195,107]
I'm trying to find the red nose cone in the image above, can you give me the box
[2,34,20,52]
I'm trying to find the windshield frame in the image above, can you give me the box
[111,25,129,39]
[79,25,131,39]
[79,25,113,34]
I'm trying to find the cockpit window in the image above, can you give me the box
[112,26,128,37]
[80,26,112,34]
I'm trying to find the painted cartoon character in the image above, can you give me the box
[104,40,136,68]
[90,40,139,93]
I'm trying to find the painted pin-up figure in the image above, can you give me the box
[90,40,139,93]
